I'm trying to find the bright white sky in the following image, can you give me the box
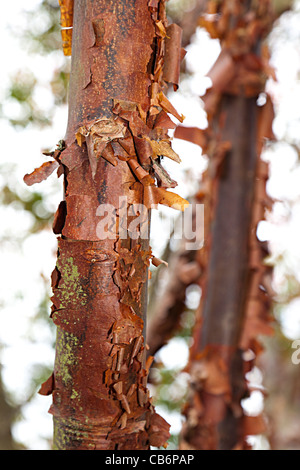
[0,0,300,450]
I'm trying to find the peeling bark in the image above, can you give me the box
[178,0,277,450]
[24,0,187,450]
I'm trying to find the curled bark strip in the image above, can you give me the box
[151,256,168,268]
[38,373,55,396]
[243,414,268,437]
[143,185,189,211]
[206,49,235,93]
[156,92,185,122]
[152,159,178,188]
[148,139,181,163]
[174,126,209,150]
[23,160,59,186]
[52,200,67,235]
[163,24,184,91]
[24,140,65,186]
[76,118,126,177]
[257,93,276,154]
[127,158,153,183]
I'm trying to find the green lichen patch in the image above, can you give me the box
[56,256,88,309]
[55,330,80,387]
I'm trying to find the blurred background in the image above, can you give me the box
[0,0,300,450]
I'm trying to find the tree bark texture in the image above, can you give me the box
[27,0,188,450]
[177,0,276,450]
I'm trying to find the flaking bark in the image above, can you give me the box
[178,0,277,450]
[26,0,188,450]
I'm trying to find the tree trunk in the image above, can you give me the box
[181,95,258,450]
[34,0,187,450]
[199,95,257,351]
[179,0,276,450]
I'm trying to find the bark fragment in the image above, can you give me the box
[23,160,59,186]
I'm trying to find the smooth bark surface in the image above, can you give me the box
[200,95,257,350]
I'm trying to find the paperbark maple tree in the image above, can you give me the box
[24,0,189,450]
[174,0,277,450]
[146,0,294,369]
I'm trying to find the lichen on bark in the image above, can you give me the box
[24,0,187,450]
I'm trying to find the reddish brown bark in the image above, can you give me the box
[178,0,276,450]
[180,95,260,450]
[25,0,188,450]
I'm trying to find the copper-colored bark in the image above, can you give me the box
[24,0,188,450]
[178,0,276,450]
[200,95,258,350]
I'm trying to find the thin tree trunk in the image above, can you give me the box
[178,0,276,450]
[29,0,188,450]
[200,95,257,351]
[181,95,258,450]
